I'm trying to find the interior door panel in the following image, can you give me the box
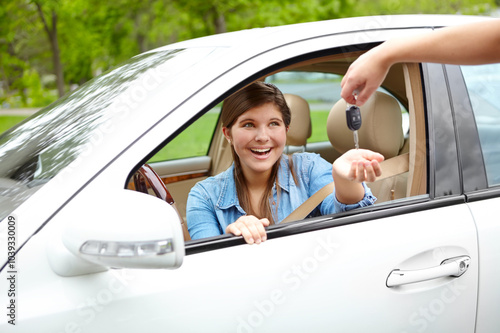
[150,156,211,221]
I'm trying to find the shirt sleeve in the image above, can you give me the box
[186,184,223,240]
[319,182,376,215]
[332,182,377,212]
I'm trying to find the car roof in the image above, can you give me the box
[145,14,490,52]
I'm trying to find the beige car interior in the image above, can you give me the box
[283,93,312,150]
[328,91,409,203]
[133,52,428,241]
[280,90,412,222]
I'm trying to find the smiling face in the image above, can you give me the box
[223,102,288,180]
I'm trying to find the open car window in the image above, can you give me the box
[127,47,428,245]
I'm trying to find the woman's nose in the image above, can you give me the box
[255,126,270,142]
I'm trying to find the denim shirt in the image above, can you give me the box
[186,152,376,240]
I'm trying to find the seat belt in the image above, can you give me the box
[281,153,410,223]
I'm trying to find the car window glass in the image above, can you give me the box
[148,107,220,163]
[461,64,500,186]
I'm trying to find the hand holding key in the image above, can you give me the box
[332,96,383,204]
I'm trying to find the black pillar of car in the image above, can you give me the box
[444,64,488,195]
[422,63,462,198]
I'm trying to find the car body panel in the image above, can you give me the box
[2,198,478,332]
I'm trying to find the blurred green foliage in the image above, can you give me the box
[0,0,497,108]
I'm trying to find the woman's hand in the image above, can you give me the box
[226,215,270,244]
[334,149,384,182]
[332,149,384,204]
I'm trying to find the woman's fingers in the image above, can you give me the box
[347,159,358,181]
[347,158,383,183]
[356,161,366,182]
[337,149,384,182]
[363,160,382,182]
[371,160,383,178]
[226,216,270,244]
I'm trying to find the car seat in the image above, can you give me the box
[284,93,312,153]
[327,91,408,203]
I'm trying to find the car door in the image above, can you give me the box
[0,22,481,333]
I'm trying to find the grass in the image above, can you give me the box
[0,116,28,134]
[0,110,332,162]
[309,110,329,142]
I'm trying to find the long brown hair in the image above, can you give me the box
[221,81,294,223]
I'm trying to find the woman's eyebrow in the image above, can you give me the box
[236,116,283,123]
[237,117,254,123]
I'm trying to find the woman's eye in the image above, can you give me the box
[243,123,254,128]
[270,121,280,127]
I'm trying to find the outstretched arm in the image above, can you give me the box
[341,19,500,106]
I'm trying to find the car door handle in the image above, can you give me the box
[386,255,470,288]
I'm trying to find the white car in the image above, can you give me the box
[1,14,500,332]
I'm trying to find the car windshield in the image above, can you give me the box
[0,47,218,221]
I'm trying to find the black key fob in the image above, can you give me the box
[346,105,362,131]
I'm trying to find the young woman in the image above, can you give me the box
[186,81,384,244]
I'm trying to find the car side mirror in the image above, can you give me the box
[48,190,185,276]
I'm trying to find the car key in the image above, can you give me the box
[346,104,362,149]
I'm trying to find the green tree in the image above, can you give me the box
[175,0,253,35]
[33,0,65,97]
[228,0,356,30]
[354,0,496,15]
[1,2,26,103]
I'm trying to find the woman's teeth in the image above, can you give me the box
[251,148,271,155]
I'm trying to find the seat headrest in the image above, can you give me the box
[284,94,312,147]
[327,91,404,159]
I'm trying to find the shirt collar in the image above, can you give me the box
[217,164,242,211]
[277,155,292,193]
